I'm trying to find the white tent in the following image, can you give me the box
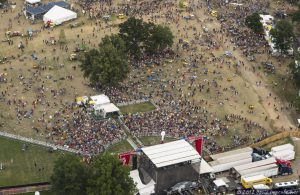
[96,103,120,118]
[90,94,110,107]
[25,0,41,4]
[43,5,77,25]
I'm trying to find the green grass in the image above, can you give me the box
[0,136,64,187]
[106,140,133,154]
[139,136,178,146]
[119,102,156,115]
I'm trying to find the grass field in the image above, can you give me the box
[119,102,156,115]
[0,137,64,187]
[139,136,178,146]
[106,140,133,154]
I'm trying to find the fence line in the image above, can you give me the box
[0,131,83,154]
[116,98,149,107]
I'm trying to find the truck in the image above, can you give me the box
[238,164,278,179]
[274,180,299,189]
[241,175,272,189]
[278,164,293,175]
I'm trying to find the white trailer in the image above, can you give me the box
[271,144,294,153]
[238,164,278,178]
[210,157,252,173]
[270,150,295,161]
[210,147,252,161]
[232,157,276,174]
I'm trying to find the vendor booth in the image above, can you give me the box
[94,103,120,118]
[43,5,77,25]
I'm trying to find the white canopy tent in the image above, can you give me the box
[25,0,41,4]
[43,5,77,25]
[95,103,120,118]
[90,94,110,106]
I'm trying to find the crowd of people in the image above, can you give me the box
[0,0,298,156]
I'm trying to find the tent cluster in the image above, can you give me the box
[76,94,120,118]
[24,1,77,26]
[260,14,293,56]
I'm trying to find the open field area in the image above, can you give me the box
[119,102,156,115]
[106,139,133,154]
[0,0,298,155]
[0,136,63,187]
[0,0,300,190]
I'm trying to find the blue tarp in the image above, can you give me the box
[26,1,69,15]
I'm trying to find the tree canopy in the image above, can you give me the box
[245,12,264,34]
[51,155,88,195]
[87,153,136,195]
[292,4,300,23]
[145,24,174,55]
[80,34,129,86]
[270,20,294,55]
[51,154,136,195]
[119,17,174,58]
[119,17,150,59]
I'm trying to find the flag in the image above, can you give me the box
[195,137,203,155]
[118,151,131,165]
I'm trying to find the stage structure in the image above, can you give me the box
[139,139,201,194]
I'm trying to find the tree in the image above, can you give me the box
[87,153,136,195]
[292,4,300,23]
[245,13,264,34]
[270,20,294,55]
[80,34,129,86]
[289,55,300,88]
[145,24,174,55]
[58,29,67,45]
[51,155,87,195]
[119,17,151,59]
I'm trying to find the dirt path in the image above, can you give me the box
[233,51,296,131]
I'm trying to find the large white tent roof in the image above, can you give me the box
[26,0,41,4]
[141,140,201,168]
[99,103,120,113]
[43,5,77,25]
[90,94,110,106]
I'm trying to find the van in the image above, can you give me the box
[241,175,272,189]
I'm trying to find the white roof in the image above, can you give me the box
[26,0,40,4]
[234,157,276,172]
[141,140,201,168]
[210,147,252,160]
[90,94,110,106]
[238,164,278,176]
[213,179,226,187]
[271,144,294,152]
[130,170,155,195]
[43,6,77,25]
[200,159,214,174]
[99,103,120,113]
[253,184,270,189]
[242,175,267,182]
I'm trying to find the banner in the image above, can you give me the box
[118,152,131,165]
[195,137,203,155]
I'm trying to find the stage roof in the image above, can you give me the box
[141,139,201,168]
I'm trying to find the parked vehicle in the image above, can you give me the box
[274,180,299,189]
[241,175,272,189]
